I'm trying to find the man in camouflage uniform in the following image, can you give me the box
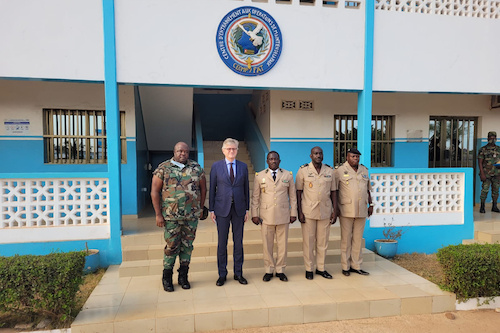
[478,131,500,213]
[151,141,207,292]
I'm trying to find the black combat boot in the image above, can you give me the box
[162,268,174,292]
[178,265,191,289]
[492,201,500,213]
[480,201,486,214]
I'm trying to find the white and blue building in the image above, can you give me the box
[1,0,499,266]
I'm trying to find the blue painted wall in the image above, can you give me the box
[0,239,117,268]
[0,137,138,215]
[270,140,334,176]
[194,94,252,141]
[393,141,429,168]
[363,167,474,254]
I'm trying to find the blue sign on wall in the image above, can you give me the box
[216,6,283,76]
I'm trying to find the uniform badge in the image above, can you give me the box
[282,180,288,183]
[216,7,282,77]
[309,182,313,188]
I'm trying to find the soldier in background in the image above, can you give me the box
[151,141,207,292]
[478,131,500,213]
[251,151,297,282]
[296,146,337,280]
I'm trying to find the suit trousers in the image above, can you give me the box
[216,203,245,277]
[339,216,366,271]
[301,218,331,272]
[261,223,289,274]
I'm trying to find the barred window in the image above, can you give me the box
[43,109,126,164]
[334,115,394,167]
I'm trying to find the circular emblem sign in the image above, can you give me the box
[216,6,282,76]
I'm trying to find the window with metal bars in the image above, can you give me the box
[43,109,126,164]
[333,115,394,167]
[428,116,477,168]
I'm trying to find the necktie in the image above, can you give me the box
[230,163,235,184]
[272,171,276,181]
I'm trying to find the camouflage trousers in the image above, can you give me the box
[480,176,500,201]
[163,218,198,270]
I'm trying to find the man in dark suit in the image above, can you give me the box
[209,138,249,286]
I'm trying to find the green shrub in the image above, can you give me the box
[0,252,86,321]
[437,243,500,302]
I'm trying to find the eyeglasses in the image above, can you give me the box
[223,148,238,151]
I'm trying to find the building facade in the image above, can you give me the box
[2,0,499,264]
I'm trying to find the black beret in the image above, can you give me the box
[347,148,361,155]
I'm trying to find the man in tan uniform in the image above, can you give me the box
[335,148,373,276]
[296,146,337,280]
[252,151,297,282]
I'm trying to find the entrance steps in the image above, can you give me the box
[119,221,372,278]
[462,203,500,244]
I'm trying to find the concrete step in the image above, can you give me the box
[474,220,500,232]
[462,239,487,245]
[475,230,500,243]
[122,236,347,262]
[122,224,341,247]
[118,248,376,277]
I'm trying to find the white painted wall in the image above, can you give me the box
[0,81,135,137]
[114,0,365,89]
[373,93,492,139]
[0,0,104,81]
[270,90,357,139]
[374,10,500,94]
[269,90,494,139]
[138,86,193,151]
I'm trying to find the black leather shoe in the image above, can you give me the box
[342,270,351,276]
[349,268,369,275]
[276,273,288,282]
[315,269,333,279]
[216,276,226,286]
[234,275,248,285]
[305,271,314,280]
[263,273,273,282]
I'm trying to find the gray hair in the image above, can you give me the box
[222,138,239,148]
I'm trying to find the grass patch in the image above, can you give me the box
[0,268,106,330]
[391,253,444,285]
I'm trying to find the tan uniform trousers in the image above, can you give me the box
[339,216,366,271]
[261,223,289,274]
[301,218,331,272]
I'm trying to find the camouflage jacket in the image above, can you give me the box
[478,144,500,177]
[153,159,205,220]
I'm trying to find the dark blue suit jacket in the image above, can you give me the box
[209,159,249,217]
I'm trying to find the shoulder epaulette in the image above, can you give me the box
[324,164,332,169]
[255,172,259,176]
[300,163,308,168]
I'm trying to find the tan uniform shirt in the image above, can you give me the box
[251,168,297,225]
[295,162,336,220]
[335,162,371,218]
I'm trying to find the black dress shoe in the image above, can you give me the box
[276,273,288,282]
[315,269,333,279]
[342,270,351,276]
[305,271,314,280]
[234,275,248,285]
[349,268,369,275]
[216,276,226,286]
[263,273,273,282]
